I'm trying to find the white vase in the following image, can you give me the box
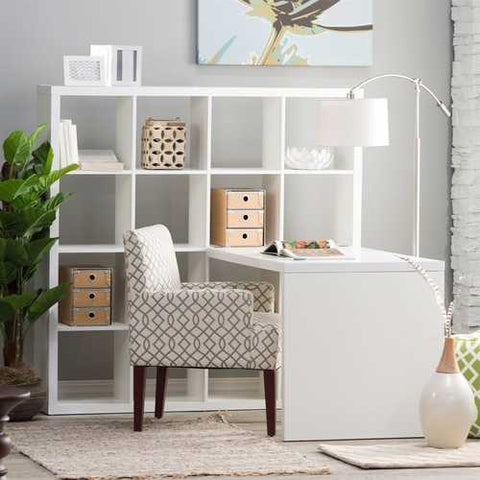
[419,337,477,449]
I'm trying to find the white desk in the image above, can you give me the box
[207,247,445,441]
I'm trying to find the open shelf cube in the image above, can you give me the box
[59,175,133,247]
[136,96,210,171]
[284,174,354,245]
[57,329,130,406]
[212,97,283,170]
[58,252,127,327]
[286,97,355,172]
[61,96,135,169]
[135,175,208,247]
[210,174,282,245]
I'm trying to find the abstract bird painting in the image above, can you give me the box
[197,0,373,66]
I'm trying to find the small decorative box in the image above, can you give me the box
[211,188,265,247]
[59,266,112,327]
[141,118,186,170]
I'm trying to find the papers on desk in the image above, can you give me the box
[262,240,355,260]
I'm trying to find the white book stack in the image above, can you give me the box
[59,119,79,167]
[58,120,124,171]
[78,150,124,171]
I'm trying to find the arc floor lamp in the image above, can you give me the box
[317,73,451,258]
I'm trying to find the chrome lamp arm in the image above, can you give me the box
[348,73,451,118]
[346,73,450,258]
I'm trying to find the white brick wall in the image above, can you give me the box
[452,0,480,330]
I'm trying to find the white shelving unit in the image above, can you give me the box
[35,86,363,415]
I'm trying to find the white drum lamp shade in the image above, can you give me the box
[317,98,390,147]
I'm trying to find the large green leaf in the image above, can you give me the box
[23,208,56,238]
[29,124,46,149]
[4,239,29,266]
[27,282,69,323]
[43,192,71,211]
[0,261,17,286]
[0,205,55,238]
[31,141,54,175]
[0,292,37,326]
[3,131,30,167]
[0,292,37,310]
[0,210,28,236]
[15,164,77,201]
[38,164,79,191]
[26,237,57,265]
[0,179,25,202]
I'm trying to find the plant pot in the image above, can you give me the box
[419,337,477,448]
[8,381,45,422]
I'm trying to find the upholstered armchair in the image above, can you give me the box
[124,225,281,435]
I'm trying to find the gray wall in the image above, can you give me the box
[1,1,452,379]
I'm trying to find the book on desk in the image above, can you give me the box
[262,239,355,260]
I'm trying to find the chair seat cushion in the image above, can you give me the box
[250,312,281,370]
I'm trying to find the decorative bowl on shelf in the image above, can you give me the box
[285,147,334,170]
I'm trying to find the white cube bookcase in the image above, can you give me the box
[35,86,363,415]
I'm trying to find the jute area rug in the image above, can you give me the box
[319,440,480,469]
[9,413,329,479]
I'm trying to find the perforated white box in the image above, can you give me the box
[63,56,106,86]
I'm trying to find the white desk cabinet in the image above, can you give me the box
[208,247,445,441]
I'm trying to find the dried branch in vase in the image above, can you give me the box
[397,255,454,337]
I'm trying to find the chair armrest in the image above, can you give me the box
[252,314,282,370]
[182,281,275,312]
[128,288,255,369]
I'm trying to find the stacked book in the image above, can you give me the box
[78,150,124,171]
[58,119,79,168]
[59,119,124,171]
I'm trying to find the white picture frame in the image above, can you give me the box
[90,45,142,86]
[63,56,106,86]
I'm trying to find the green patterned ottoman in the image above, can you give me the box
[455,333,480,437]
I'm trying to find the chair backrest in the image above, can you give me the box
[124,225,181,300]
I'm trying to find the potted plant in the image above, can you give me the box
[0,125,77,420]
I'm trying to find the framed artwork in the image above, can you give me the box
[197,0,373,66]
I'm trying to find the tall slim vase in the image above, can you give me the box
[419,337,477,448]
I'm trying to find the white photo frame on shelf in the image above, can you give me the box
[90,45,142,86]
[63,56,106,86]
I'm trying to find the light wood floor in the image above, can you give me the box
[7,410,480,480]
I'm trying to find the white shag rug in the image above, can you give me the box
[9,413,329,479]
[319,441,480,469]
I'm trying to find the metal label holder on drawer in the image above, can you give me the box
[210,187,266,247]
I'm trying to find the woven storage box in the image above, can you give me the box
[141,117,186,169]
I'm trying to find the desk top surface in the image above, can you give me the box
[207,247,445,274]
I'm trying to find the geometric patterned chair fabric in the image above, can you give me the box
[123,225,281,435]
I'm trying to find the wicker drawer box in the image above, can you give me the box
[59,266,113,327]
[211,188,265,247]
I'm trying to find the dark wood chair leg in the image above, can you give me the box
[133,366,146,432]
[155,367,168,419]
[263,369,276,437]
